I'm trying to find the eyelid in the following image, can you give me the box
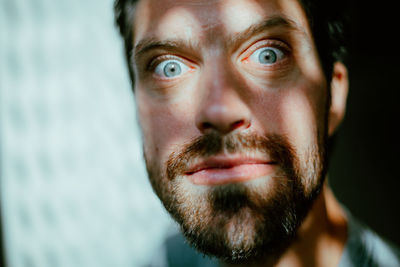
[149,54,194,79]
[148,54,181,71]
[250,46,284,63]
[241,39,290,61]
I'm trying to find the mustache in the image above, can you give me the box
[166,132,296,180]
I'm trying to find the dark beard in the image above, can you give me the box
[145,132,326,264]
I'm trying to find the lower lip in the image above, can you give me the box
[187,163,276,186]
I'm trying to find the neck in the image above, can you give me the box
[223,180,348,267]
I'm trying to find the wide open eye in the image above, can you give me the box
[154,59,190,78]
[249,47,285,65]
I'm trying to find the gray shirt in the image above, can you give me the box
[165,213,400,266]
[338,213,400,267]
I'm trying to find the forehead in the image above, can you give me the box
[133,0,310,46]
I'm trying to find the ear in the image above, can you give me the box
[328,62,349,136]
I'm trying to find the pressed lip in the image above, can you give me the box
[185,156,274,174]
[184,155,276,185]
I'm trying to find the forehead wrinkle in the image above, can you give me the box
[134,15,310,58]
[223,14,311,51]
[133,1,314,69]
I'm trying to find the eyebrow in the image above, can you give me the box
[134,38,200,61]
[133,15,307,61]
[227,15,307,50]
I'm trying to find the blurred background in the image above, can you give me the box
[1,0,174,267]
[329,0,400,250]
[1,1,399,267]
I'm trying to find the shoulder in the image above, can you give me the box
[165,233,219,267]
[339,214,400,267]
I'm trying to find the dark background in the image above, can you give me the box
[329,2,400,246]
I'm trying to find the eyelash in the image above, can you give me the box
[242,39,290,61]
[144,39,291,79]
[147,54,180,71]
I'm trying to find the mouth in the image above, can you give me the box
[185,155,277,186]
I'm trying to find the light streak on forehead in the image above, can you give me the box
[133,0,275,47]
[133,0,312,56]
[219,0,269,33]
[134,5,204,47]
[218,0,311,46]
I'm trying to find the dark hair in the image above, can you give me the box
[114,0,348,86]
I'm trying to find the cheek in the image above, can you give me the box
[136,91,195,163]
[279,84,327,152]
[251,81,327,152]
[282,92,317,144]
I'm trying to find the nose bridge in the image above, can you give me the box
[209,55,238,97]
[195,54,252,135]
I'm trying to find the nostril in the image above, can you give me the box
[201,122,213,130]
[231,120,244,129]
[231,120,249,130]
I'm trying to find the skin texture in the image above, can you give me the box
[131,0,349,265]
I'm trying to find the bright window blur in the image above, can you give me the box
[0,0,174,266]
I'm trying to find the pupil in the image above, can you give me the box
[164,62,182,77]
[259,49,277,64]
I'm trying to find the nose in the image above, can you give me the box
[195,62,252,135]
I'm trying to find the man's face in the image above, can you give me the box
[132,0,332,262]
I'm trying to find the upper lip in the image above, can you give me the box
[185,155,275,175]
